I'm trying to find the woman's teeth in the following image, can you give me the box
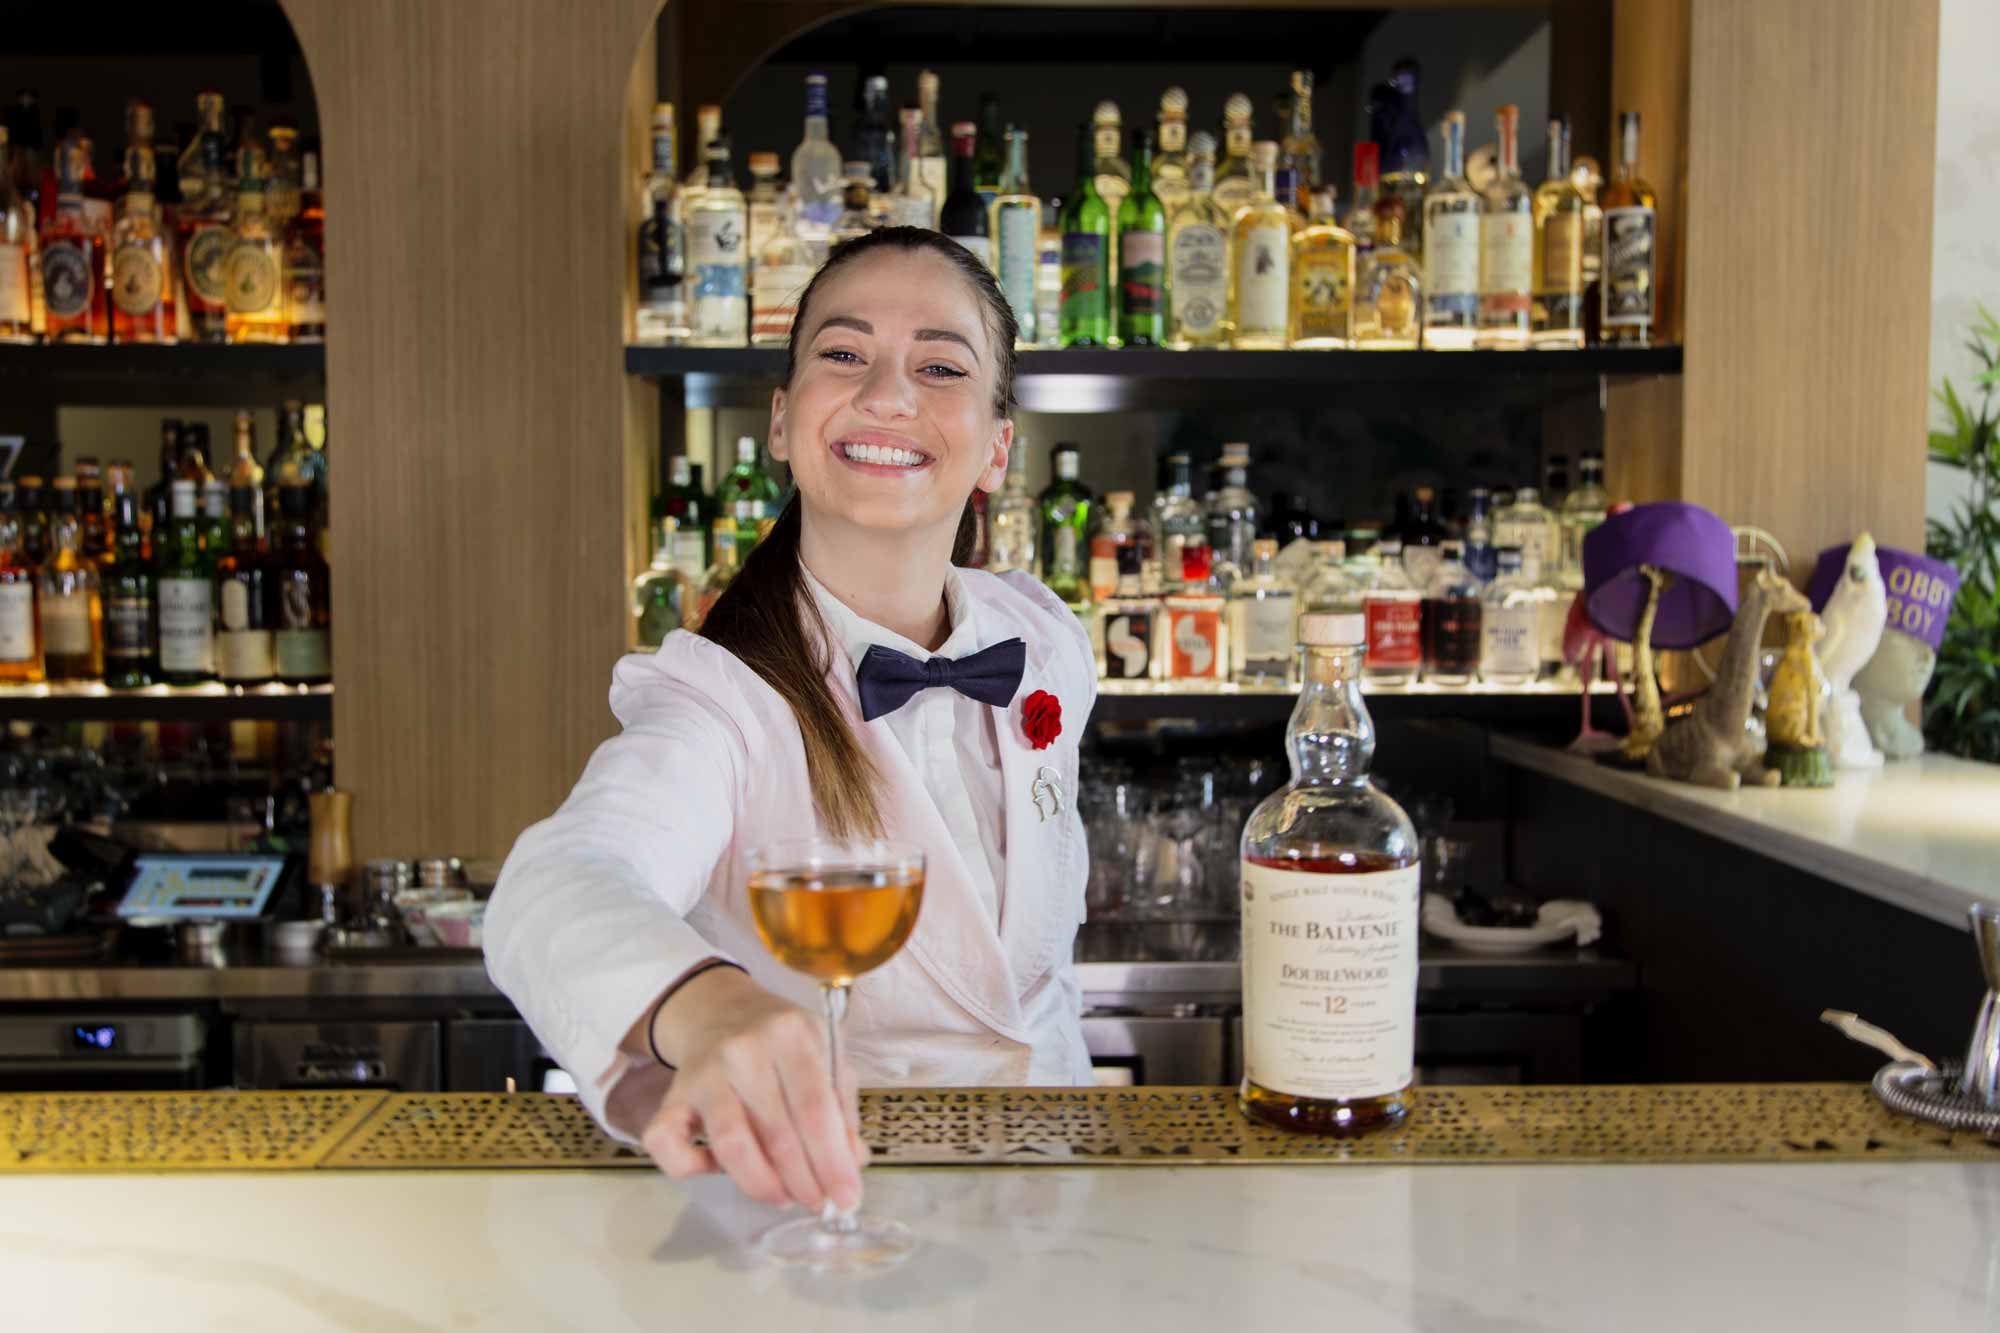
[842,442,926,468]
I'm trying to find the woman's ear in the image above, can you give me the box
[767,386,790,462]
[977,417,1015,494]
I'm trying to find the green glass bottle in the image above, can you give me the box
[1058,123,1112,348]
[1037,442,1093,608]
[1117,129,1168,347]
[715,435,783,534]
[101,468,156,689]
[155,480,217,685]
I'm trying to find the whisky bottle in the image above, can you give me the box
[0,486,41,684]
[1210,93,1255,221]
[228,410,266,537]
[224,150,287,344]
[74,459,107,564]
[111,108,173,345]
[0,126,34,343]
[265,122,302,228]
[15,476,49,568]
[1151,86,1190,214]
[1421,111,1478,350]
[635,102,690,346]
[1531,116,1586,349]
[284,150,325,342]
[214,484,272,685]
[687,133,748,347]
[38,479,103,681]
[789,76,843,247]
[1476,104,1532,350]
[1288,188,1355,350]
[271,481,330,684]
[1057,124,1112,349]
[991,129,1038,344]
[1240,610,1419,1136]
[940,123,989,266]
[1166,132,1229,351]
[1116,130,1167,348]
[1227,142,1291,350]
[885,108,936,229]
[156,479,216,685]
[175,92,233,343]
[1037,443,1092,609]
[39,139,108,344]
[1599,111,1658,346]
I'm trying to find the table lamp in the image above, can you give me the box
[1581,502,1738,760]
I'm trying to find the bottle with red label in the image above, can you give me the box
[1363,537,1422,685]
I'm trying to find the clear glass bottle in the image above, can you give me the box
[1038,443,1092,609]
[1493,484,1560,580]
[1421,110,1478,350]
[1599,111,1658,346]
[1301,539,1359,615]
[1149,452,1206,594]
[915,71,947,209]
[1531,116,1586,349]
[745,151,783,264]
[1362,538,1421,685]
[635,102,689,345]
[1344,143,1380,342]
[632,518,691,649]
[940,122,989,266]
[1531,554,1573,682]
[1151,86,1190,214]
[1117,130,1167,348]
[693,517,739,626]
[1059,123,1113,349]
[991,128,1038,345]
[38,479,101,681]
[1476,104,1532,350]
[1240,609,1419,1136]
[1167,131,1230,350]
[751,191,814,347]
[790,75,843,247]
[0,487,42,684]
[1204,442,1259,588]
[0,126,36,343]
[224,150,287,344]
[1089,490,1147,604]
[1461,485,1497,583]
[1228,142,1291,350]
[1421,541,1482,686]
[1356,198,1422,351]
[885,108,936,229]
[1210,93,1256,221]
[1479,546,1540,685]
[1560,451,1610,582]
[1288,187,1354,350]
[687,134,748,347]
[111,127,173,344]
[986,443,1039,575]
[1229,538,1297,686]
[684,104,721,200]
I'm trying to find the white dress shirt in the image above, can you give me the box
[802,565,1008,924]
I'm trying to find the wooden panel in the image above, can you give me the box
[282,0,664,860]
[1603,374,1682,504]
[1680,0,1937,568]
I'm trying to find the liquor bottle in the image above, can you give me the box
[1228,538,1297,686]
[1399,484,1448,589]
[303,404,331,550]
[1462,485,1497,583]
[1421,111,1478,350]
[200,479,229,561]
[39,139,107,343]
[687,134,748,347]
[1573,154,1605,328]
[265,121,302,228]
[1344,142,1380,338]
[1543,454,1570,518]
[71,458,105,563]
[1531,116,1586,349]
[1166,132,1229,351]
[940,123,989,266]
[215,484,272,685]
[633,520,690,649]
[265,404,307,528]
[1035,199,1063,348]
[1205,442,1259,586]
[284,149,326,342]
[1152,87,1190,214]
[1599,111,1658,346]
[1239,608,1419,1136]
[175,92,233,342]
[683,104,721,200]
[1227,143,1290,350]
[1116,130,1167,348]
[1376,60,1430,265]
[1149,452,1205,594]
[177,421,215,486]
[1559,450,1610,581]
[0,126,32,343]
[750,189,814,347]
[1038,443,1092,608]
[156,479,215,684]
[971,93,1004,206]
[38,478,102,680]
[985,442,1039,575]
[1362,538,1421,685]
[717,435,782,529]
[693,516,740,625]
[884,109,936,229]
[657,455,709,583]
[0,487,40,683]
[1058,124,1111,349]
[1478,546,1539,685]
[1356,187,1421,350]
[111,125,172,344]
[1302,539,1361,617]
[1210,93,1256,220]
[1493,485,1559,580]
[1288,187,1355,350]
[228,411,265,537]
[1090,101,1131,276]
[271,481,330,684]
[16,476,49,568]
[1163,544,1227,681]
[635,102,690,345]
[914,71,947,208]
[1476,104,1533,350]
[1089,490,1138,603]
[1421,541,1481,686]
[145,421,180,548]
[224,151,287,344]
[790,75,844,246]
[851,76,896,195]
[830,163,876,245]
[745,151,782,262]
[991,128,1037,344]
[1098,576,1157,682]
[1280,70,1322,207]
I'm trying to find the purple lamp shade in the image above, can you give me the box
[1807,542,1960,652]
[1582,501,1739,648]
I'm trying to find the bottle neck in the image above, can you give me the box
[652,128,675,178]
[1546,123,1569,182]
[1290,645,1374,786]
[1442,119,1466,180]
[951,139,976,191]
[1130,141,1152,190]
[1617,116,1641,177]
[1188,155,1214,194]
[1002,137,1029,191]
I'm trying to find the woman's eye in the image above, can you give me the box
[921,363,968,379]
[817,348,861,365]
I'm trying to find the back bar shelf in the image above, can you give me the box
[0,683,333,724]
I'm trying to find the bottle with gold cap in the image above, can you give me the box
[112,100,173,344]
[1210,93,1256,219]
[1151,87,1191,213]
[39,138,108,344]
[224,146,287,344]
[1228,142,1292,349]
[176,90,234,343]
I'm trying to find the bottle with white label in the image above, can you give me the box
[1479,546,1540,685]
[37,479,102,681]
[1167,132,1229,350]
[156,479,217,685]
[1227,141,1291,349]
[1240,609,1419,1136]
[1476,103,1533,349]
[1228,538,1297,686]
[1421,110,1479,350]
[990,129,1039,345]
[0,124,34,344]
[0,487,44,683]
[686,134,748,347]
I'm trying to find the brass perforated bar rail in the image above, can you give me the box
[0,1086,1991,1174]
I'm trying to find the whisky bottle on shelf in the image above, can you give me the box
[15,476,49,568]
[38,479,103,681]
[39,139,108,344]
[1531,116,1585,349]
[271,481,330,684]
[1037,442,1092,609]
[74,458,107,563]
[1240,609,1419,1136]
[229,410,265,537]
[1476,104,1532,350]
[915,71,947,209]
[111,113,173,344]
[1478,546,1540,686]
[156,479,215,685]
[284,149,325,342]
[175,91,233,343]
[224,150,287,344]
[0,126,34,343]
[1166,132,1229,351]
[991,129,1038,344]
[885,109,936,229]
[985,442,1039,576]
[1228,538,1297,686]
[635,102,689,346]
[1116,130,1167,348]
[1288,187,1355,350]
[1362,538,1421,685]
[266,122,302,228]
[1210,93,1255,220]
[940,123,989,266]
[790,76,842,248]
[1227,142,1291,350]
[1151,86,1190,214]
[215,484,273,686]
[1058,124,1111,349]
[0,487,43,684]
[1421,110,1478,350]
[1600,111,1658,346]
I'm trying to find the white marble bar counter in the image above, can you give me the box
[1492,735,2000,930]
[6,1160,1994,1331]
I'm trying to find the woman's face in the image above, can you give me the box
[769,247,1012,545]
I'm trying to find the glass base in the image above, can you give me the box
[760,1213,916,1272]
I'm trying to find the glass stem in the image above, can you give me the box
[818,981,859,1234]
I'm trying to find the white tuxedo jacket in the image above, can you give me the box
[484,569,1097,1137]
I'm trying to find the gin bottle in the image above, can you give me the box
[1559,451,1610,581]
[1362,539,1421,685]
[1479,546,1540,685]
[1204,442,1259,587]
[1240,609,1419,1136]
[1038,443,1092,608]
[634,102,689,345]
[1149,452,1206,593]
[1228,538,1297,685]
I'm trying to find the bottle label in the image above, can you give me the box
[1423,211,1479,297]
[0,243,31,322]
[224,242,280,315]
[1234,224,1290,334]
[275,628,330,679]
[996,204,1039,334]
[1239,859,1420,1101]
[947,234,990,267]
[42,240,93,319]
[1241,595,1296,660]
[0,583,33,662]
[750,262,813,341]
[159,578,215,672]
[1169,224,1226,336]
[184,223,232,306]
[1294,254,1351,338]
[1103,608,1154,679]
[1480,212,1533,299]
[1602,205,1655,327]
[689,207,747,339]
[1118,231,1164,318]
[1167,604,1224,678]
[669,529,707,586]
[1051,524,1080,577]
[105,595,153,659]
[1088,548,1118,600]
[1059,233,1107,329]
[218,629,276,681]
[41,591,93,656]
[1364,597,1422,667]
[112,244,164,315]
[1481,603,1539,676]
[1539,213,1582,293]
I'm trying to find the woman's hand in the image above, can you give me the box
[638,965,869,1212]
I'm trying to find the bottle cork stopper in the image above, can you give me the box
[1301,612,1365,647]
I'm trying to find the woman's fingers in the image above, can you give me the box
[642,1101,718,1180]
[696,1094,790,1208]
[772,1039,863,1213]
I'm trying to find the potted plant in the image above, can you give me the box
[1925,306,2000,762]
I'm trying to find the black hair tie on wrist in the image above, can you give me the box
[647,959,747,1069]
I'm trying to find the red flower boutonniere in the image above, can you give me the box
[1021,689,1062,750]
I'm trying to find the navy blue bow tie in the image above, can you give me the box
[856,638,1026,722]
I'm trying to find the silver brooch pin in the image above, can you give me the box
[1030,765,1064,822]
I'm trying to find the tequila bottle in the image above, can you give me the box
[884,109,936,229]
[1476,104,1532,350]
[1531,116,1586,349]
[1166,132,1230,350]
[39,479,102,681]
[985,442,1039,576]
[1149,452,1206,594]
[1288,187,1354,349]
[1421,110,1478,350]
[1205,442,1260,588]
[1116,130,1167,348]
[1227,142,1291,350]
[915,71,947,209]
[1478,546,1540,685]
[1152,86,1190,214]
[1210,93,1256,221]
[111,128,172,344]
[1362,539,1421,685]
[991,130,1038,344]
[1038,443,1092,608]
[1240,609,1419,1136]
[634,102,689,345]
[0,488,42,685]
[1421,540,1482,686]
[789,75,844,245]
[940,122,989,266]
[1356,197,1421,350]
[687,134,748,347]
[1600,111,1658,346]
[1058,124,1112,349]
[1228,538,1297,685]
[1090,100,1130,282]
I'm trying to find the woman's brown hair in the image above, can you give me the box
[697,228,1020,839]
